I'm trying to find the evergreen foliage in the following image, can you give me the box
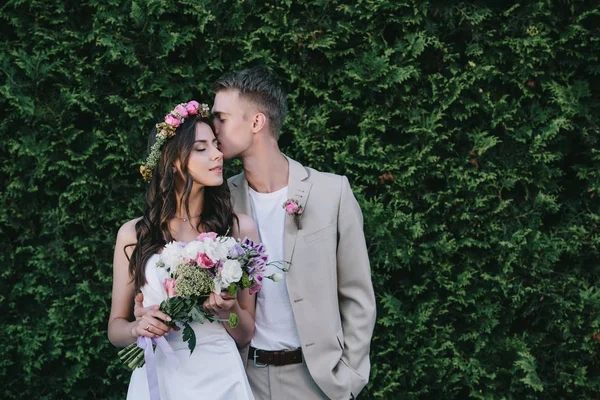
[1,0,599,398]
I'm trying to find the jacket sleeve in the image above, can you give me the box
[336,175,377,397]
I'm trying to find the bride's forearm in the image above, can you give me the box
[221,303,254,347]
[108,317,138,348]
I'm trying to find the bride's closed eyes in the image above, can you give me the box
[194,139,219,152]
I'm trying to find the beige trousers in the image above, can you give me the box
[246,358,329,400]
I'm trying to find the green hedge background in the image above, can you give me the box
[2,0,600,398]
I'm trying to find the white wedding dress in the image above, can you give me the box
[126,254,254,400]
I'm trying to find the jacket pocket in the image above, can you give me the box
[303,223,335,244]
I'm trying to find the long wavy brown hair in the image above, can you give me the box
[127,114,237,292]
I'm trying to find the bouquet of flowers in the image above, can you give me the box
[118,232,281,370]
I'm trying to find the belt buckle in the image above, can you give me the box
[253,349,268,368]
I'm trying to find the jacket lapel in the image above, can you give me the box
[284,157,312,270]
[228,172,251,217]
[230,157,311,270]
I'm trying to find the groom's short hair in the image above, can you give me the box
[212,66,288,139]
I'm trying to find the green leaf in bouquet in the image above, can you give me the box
[182,322,197,354]
[160,297,195,323]
[188,305,207,324]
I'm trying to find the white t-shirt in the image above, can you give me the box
[248,185,301,350]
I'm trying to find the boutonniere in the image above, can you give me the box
[283,199,304,229]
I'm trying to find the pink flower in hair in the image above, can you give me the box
[165,114,181,127]
[186,101,200,115]
[174,104,188,118]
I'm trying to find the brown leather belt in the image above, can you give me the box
[249,346,303,367]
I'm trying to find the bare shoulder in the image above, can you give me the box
[117,217,142,244]
[233,213,258,241]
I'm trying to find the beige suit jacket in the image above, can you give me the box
[229,156,376,400]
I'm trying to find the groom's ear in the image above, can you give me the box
[251,112,267,133]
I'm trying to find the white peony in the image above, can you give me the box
[203,238,229,262]
[183,240,205,261]
[220,259,243,286]
[221,237,237,252]
[212,276,224,294]
[160,241,186,270]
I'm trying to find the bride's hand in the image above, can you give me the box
[203,292,237,318]
[132,293,175,338]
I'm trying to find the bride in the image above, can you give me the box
[108,100,257,399]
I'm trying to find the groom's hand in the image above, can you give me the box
[203,292,237,318]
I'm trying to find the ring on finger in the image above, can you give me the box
[145,324,152,331]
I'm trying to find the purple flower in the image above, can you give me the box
[249,275,263,295]
[228,244,245,258]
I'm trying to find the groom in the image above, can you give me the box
[136,66,376,399]
[211,66,376,400]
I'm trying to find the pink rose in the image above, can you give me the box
[164,114,181,127]
[162,278,177,298]
[186,101,200,115]
[285,202,299,214]
[196,252,215,268]
[197,232,217,242]
[174,104,188,118]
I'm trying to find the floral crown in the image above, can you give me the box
[140,100,211,182]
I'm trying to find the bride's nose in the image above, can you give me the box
[212,147,223,160]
